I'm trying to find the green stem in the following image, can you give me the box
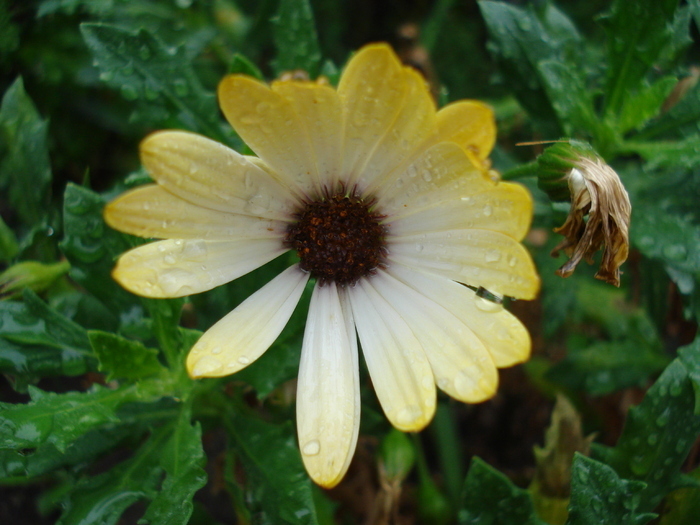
[430,402,465,507]
[501,159,540,180]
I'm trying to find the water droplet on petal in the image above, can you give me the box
[192,356,224,377]
[302,440,321,456]
[238,356,250,365]
[482,205,493,217]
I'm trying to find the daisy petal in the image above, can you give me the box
[337,44,408,187]
[374,141,490,214]
[187,265,310,378]
[388,181,534,241]
[389,262,531,368]
[113,238,286,298]
[104,185,287,240]
[348,276,436,431]
[357,66,437,193]
[272,81,344,191]
[371,270,498,402]
[218,76,318,196]
[141,130,297,219]
[297,283,360,488]
[435,101,496,162]
[389,229,540,300]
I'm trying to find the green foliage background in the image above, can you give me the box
[1,0,700,523]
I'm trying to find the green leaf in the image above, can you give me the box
[660,466,700,525]
[60,183,141,319]
[632,201,700,276]
[593,359,700,512]
[142,410,207,525]
[80,23,227,142]
[679,337,700,414]
[478,0,583,135]
[622,135,700,171]
[0,384,141,452]
[0,214,19,262]
[618,76,677,135]
[229,53,264,79]
[566,454,655,525]
[56,424,170,525]
[88,330,164,381]
[547,340,669,396]
[0,289,95,382]
[0,425,136,479]
[228,410,319,525]
[0,77,52,227]
[601,0,687,116]
[537,59,600,137]
[458,457,545,525]
[272,0,322,77]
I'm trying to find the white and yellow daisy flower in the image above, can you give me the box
[105,43,540,488]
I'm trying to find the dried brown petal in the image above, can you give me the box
[551,157,631,286]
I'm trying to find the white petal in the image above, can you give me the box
[348,276,436,431]
[140,130,299,219]
[113,238,286,298]
[297,283,360,488]
[388,262,531,368]
[187,265,310,378]
[389,229,539,300]
[104,185,287,240]
[371,270,498,402]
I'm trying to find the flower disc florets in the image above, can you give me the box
[286,189,387,285]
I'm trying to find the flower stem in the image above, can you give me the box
[501,160,540,180]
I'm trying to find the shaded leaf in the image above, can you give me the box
[228,410,319,525]
[660,466,700,525]
[0,384,140,452]
[60,183,143,321]
[479,0,582,135]
[272,0,322,77]
[0,289,95,382]
[80,23,227,142]
[458,457,545,525]
[601,0,687,116]
[142,410,207,525]
[618,76,677,135]
[566,454,655,525]
[593,360,700,512]
[0,77,52,227]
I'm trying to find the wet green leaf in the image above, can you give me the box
[229,52,264,79]
[88,330,164,381]
[566,454,655,525]
[618,76,677,135]
[593,360,700,512]
[632,202,700,276]
[142,409,207,525]
[548,340,669,396]
[0,214,19,262]
[601,0,687,116]
[81,23,227,142]
[0,77,52,227]
[458,457,545,525]
[0,289,95,382]
[56,424,170,525]
[228,411,318,525]
[660,466,700,525]
[0,384,141,452]
[479,0,582,135]
[272,0,322,77]
[60,183,142,320]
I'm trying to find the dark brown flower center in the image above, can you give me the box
[285,190,387,285]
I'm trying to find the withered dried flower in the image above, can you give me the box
[537,141,632,286]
